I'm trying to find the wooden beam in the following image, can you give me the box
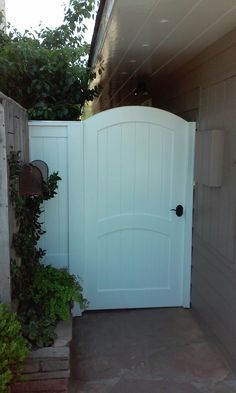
[0,102,11,304]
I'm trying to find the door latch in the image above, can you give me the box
[170,204,183,217]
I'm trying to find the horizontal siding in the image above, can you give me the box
[162,88,200,122]
[192,284,236,364]
[155,28,236,118]
[159,28,236,366]
[164,42,236,100]
[193,236,236,313]
[193,78,236,364]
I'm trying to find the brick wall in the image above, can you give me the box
[12,320,72,393]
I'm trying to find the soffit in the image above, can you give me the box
[90,0,236,108]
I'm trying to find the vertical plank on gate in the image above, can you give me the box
[68,122,84,278]
[68,122,84,315]
[183,122,195,308]
[0,103,11,304]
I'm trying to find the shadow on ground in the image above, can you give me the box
[70,308,236,393]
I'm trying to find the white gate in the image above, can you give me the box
[29,107,195,310]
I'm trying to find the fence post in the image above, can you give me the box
[0,103,11,304]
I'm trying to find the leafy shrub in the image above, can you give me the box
[31,265,87,320]
[0,0,100,120]
[0,304,28,393]
[16,264,87,348]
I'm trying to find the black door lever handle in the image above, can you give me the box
[170,204,183,217]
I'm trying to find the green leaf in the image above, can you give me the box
[0,0,101,120]
[9,151,88,349]
[0,304,28,392]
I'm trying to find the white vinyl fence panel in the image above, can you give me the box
[29,122,83,271]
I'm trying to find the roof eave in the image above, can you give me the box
[88,0,107,68]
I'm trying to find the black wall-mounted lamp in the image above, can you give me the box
[134,81,149,97]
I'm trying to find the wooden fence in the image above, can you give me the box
[0,92,28,304]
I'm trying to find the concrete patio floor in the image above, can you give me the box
[70,308,236,392]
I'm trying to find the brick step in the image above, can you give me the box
[11,319,72,393]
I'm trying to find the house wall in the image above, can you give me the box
[154,28,236,365]
[0,92,28,304]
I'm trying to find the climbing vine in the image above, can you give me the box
[9,151,87,348]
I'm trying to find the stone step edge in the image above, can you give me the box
[12,319,72,393]
[11,378,69,393]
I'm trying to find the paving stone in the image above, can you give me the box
[149,341,229,382]
[27,370,70,381]
[29,346,69,360]
[40,359,70,372]
[69,380,113,393]
[73,355,124,381]
[70,309,236,393]
[72,309,205,358]
[12,378,68,392]
[73,378,202,393]
[213,387,236,393]
[23,360,40,374]
[110,379,201,393]
[212,380,236,393]
[73,350,151,382]
[54,320,72,348]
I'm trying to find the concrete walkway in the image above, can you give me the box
[70,308,236,392]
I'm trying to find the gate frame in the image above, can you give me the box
[183,121,195,307]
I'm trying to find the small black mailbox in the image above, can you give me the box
[19,164,43,197]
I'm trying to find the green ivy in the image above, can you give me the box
[9,151,61,294]
[0,304,28,393]
[30,265,86,320]
[9,151,87,348]
[17,265,88,348]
